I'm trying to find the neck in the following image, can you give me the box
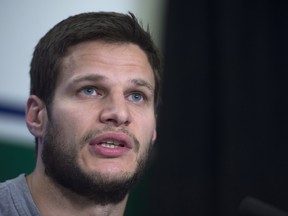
[26,163,128,216]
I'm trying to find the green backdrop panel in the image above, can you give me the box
[0,140,35,182]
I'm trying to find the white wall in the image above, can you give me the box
[0,0,165,144]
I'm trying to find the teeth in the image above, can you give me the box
[100,140,122,148]
[101,143,118,148]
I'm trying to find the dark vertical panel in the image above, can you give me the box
[150,0,288,215]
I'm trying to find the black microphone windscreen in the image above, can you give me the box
[239,196,288,216]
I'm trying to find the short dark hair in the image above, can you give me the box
[29,11,161,111]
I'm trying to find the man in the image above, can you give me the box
[0,11,161,216]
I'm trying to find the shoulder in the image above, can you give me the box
[0,174,24,195]
[0,174,26,192]
[0,174,29,216]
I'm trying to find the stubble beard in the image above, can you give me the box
[41,120,153,205]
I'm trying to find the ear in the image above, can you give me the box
[26,95,47,138]
[152,115,157,143]
[152,128,157,142]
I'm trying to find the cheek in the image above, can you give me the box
[134,113,156,143]
[132,107,156,126]
[52,106,90,136]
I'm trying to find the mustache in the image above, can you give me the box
[80,126,140,151]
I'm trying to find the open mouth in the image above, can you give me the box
[89,132,133,157]
[99,140,125,148]
[90,132,132,148]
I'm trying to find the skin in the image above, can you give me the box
[25,41,157,216]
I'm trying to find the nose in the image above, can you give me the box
[99,93,131,127]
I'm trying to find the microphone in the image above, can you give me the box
[239,196,288,216]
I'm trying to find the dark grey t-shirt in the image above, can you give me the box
[0,174,40,216]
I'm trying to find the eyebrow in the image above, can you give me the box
[70,74,154,92]
[130,79,154,92]
[71,74,106,83]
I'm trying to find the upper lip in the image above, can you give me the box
[89,132,132,149]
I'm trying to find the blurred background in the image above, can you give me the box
[1,0,288,215]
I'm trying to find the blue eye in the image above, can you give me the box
[129,93,144,102]
[81,87,97,96]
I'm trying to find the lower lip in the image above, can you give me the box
[90,144,130,157]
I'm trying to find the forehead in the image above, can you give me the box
[58,41,154,86]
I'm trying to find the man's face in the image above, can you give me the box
[41,41,157,204]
